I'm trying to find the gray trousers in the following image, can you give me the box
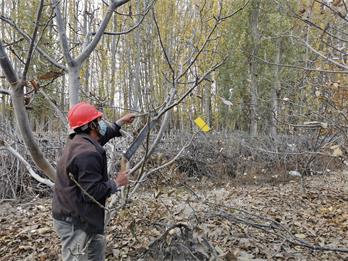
[53,218,105,261]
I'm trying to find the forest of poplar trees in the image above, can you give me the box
[0,0,347,260]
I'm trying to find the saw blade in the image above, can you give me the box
[123,120,157,161]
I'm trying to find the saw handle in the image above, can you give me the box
[120,155,130,172]
[120,155,130,200]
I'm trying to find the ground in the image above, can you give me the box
[0,171,347,260]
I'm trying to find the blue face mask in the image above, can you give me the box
[98,120,108,136]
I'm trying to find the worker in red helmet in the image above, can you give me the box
[52,102,135,261]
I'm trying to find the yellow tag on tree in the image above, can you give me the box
[194,117,210,132]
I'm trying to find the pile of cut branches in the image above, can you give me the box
[147,130,347,183]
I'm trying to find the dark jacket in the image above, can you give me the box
[52,123,122,234]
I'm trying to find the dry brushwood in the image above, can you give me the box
[139,223,219,261]
[150,130,347,181]
[1,125,347,199]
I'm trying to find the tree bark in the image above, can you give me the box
[110,15,118,106]
[134,0,143,111]
[249,0,260,136]
[0,0,5,122]
[82,0,91,93]
[270,38,281,139]
[68,64,81,106]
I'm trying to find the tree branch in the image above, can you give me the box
[51,0,74,65]
[314,0,348,22]
[176,18,219,81]
[285,2,348,43]
[22,0,45,80]
[92,0,155,36]
[254,55,348,74]
[76,0,131,65]
[211,205,348,253]
[163,58,228,116]
[220,0,250,21]
[2,143,54,187]
[129,131,198,197]
[152,8,175,77]
[281,34,348,70]
[0,15,66,70]
[68,173,110,212]
[300,37,348,70]
[0,88,11,95]
[127,58,226,181]
[0,42,19,85]
[39,89,68,128]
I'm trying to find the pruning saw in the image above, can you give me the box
[120,119,157,172]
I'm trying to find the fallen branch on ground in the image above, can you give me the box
[206,202,348,254]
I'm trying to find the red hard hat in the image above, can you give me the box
[68,102,103,130]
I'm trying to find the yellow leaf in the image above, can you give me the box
[194,117,210,132]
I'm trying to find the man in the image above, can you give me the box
[52,102,135,261]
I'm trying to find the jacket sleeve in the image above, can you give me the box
[99,122,122,146]
[74,152,118,202]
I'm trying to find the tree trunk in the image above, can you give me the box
[203,75,213,127]
[0,0,5,122]
[270,38,281,139]
[83,0,91,94]
[249,0,260,136]
[299,0,314,119]
[134,0,143,111]
[110,15,118,106]
[127,42,134,110]
[12,85,56,180]
[68,64,81,107]
[60,74,66,110]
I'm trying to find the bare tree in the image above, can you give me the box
[51,0,131,107]
[0,0,56,181]
[0,0,150,181]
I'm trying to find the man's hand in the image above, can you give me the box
[117,113,135,126]
[114,170,129,187]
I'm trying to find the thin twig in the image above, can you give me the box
[93,0,156,36]
[152,8,175,77]
[68,173,110,212]
[129,131,199,197]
